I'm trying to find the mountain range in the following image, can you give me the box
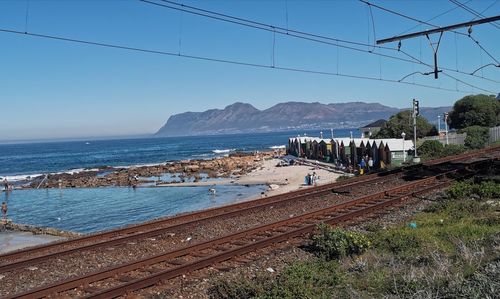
[155,102,451,137]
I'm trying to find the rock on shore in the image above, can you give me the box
[23,151,281,189]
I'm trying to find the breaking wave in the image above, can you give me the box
[212,149,236,154]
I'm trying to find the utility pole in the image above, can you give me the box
[401,132,406,163]
[412,99,420,163]
[438,115,441,133]
[444,112,449,145]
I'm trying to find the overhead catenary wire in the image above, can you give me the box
[441,71,493,93]
[139,0,419,64]
[141,0,500,84]
[477,0,500,17]
[396,0,474,35]
[449,0,500,29]
[470,63,500,75]
[360,0,500,65]
[0,27,494,94]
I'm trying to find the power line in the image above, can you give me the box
[441,71,493,93]
[0,27,493,94]
[140,0,420,64]
[142,0,500,84]
[396,0,474,35]
[449,0,500,29]
[470,63,500,75]
[360,0,499,64]
[477,0,499,16]
[144,0,392,51]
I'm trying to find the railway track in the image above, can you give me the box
[4,147,498,299]
[2,145,495,269]
[7,170,465,299]
[0,172,403,274]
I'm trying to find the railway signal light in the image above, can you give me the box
[413,99,420,116]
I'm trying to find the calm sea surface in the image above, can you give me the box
[0,129,358,233]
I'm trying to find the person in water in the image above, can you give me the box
[1,202,7,219]
[3,178,8,192]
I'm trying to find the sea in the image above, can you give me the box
[0,129,358,233]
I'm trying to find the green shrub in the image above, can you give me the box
[209,278,265,299]
[441,144,467,156]
[476,181,500,199]
[463,126,489,149]
[447,180,474,199]
[311,224,371,259]
[261,261,344,299]
[418,140,443,159]
[447,180,500,199]
[373,228,422,256]
[445,199,488,220]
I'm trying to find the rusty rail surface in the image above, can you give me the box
[5,171,464,299]
[2,144,492,265]
[0,170,385,262]
[0,172,403,274]
[1,144,489,266]
[2,146,497,299]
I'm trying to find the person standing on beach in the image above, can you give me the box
[3,178,8,192]
[1,202,7,219]
[368,157,374,173]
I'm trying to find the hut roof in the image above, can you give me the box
[381,139,414,151]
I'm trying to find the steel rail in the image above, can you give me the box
[2,144,493,264]
[0,169,384,262]
[1,145,495,274]
[84,178,453,299]
[0,173,401,273]
[5,173,454,299]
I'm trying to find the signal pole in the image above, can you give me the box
[412,99,420,163]
[444,112,449,145]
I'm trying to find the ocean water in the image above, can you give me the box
[0,129,358,232]
[3,185,267,233]
[0,129,358,177]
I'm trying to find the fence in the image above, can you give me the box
[489,126,500,144]
[419,125,500,146]
[420,132,466,146]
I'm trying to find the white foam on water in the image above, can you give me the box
[212,149,235,154]
[1,174,43,182]
[269,145,286,149]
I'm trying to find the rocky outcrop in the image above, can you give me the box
[24,150,280,189]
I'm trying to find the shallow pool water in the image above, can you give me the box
[2,185,266,233]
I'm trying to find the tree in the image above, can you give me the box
[449,94,500,129]
[463,126,490,149]
[374,110,437,140]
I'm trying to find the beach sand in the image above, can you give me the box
[158,158,343,197]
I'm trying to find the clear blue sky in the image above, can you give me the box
[0,0,498,141]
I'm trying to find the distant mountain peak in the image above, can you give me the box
[224,102,258,111]
[155,101,451,137]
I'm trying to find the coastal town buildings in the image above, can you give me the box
[287,136,414,168]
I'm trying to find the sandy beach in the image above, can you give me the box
[157,158,343,197]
